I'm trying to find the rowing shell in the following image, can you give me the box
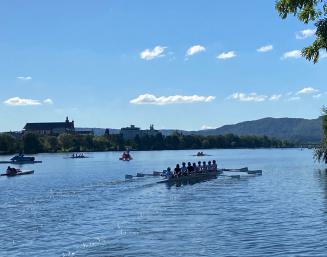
[1,170,34,177]
[157,170,225,184]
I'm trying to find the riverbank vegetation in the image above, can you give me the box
[315,107,327,163]
[0,132,293,154]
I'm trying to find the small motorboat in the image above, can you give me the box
[0,154,42,164]
[1,170,34,177]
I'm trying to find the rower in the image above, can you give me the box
[192,163,197,173]
[174,164,181,177]
[208,161,212,171]
[202,161,207,172]
[187,162,193,174]
[212,160,218,171]
[165,167,173,179]
[181,162,187,176]
[6,166,17,175]
[197,161,202,173]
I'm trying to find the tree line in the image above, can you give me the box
[0,132,294,155]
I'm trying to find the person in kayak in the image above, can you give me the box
[6,166,18,175]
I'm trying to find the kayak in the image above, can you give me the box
[1,170,34,177]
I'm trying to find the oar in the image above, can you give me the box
[221,167,248,172]
[220,174,241,179]
[125,171,163,179]
[247,170,262,175]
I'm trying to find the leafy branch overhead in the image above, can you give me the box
[276,0,327,63]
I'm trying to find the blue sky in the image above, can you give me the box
[0,0,326,131]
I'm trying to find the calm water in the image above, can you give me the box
[1,149,327,257]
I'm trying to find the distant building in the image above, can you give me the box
[120,124,161,140]
[141,124,161,137]
[120,125,141,140]
[23,117,75,135]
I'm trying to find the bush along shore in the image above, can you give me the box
[0,132,294,155]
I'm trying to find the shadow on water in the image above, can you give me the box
[161,175,220,189]
[315,169,327,217]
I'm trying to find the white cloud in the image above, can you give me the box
[269,94,282,101]
[321,51,327,59]
[43,98,53,104]
[201,125,214,130]
[16,76,32,81]
[313,94,322,99]
[296,87,319,95]
[282,50,302,59]
[217,51,236,60]
[287,96,301,101]
[140,46,166,60]
[4,97,41,106]
[257,45,273,53]
[130,94,215,105]
[227,92,267,102]
[296,29,316,39]
[186,45,206,56]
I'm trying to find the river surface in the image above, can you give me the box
[1,149,327,257]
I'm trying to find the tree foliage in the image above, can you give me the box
[276,0,327,63]
[0,132,293,155]
[315,107,327,162]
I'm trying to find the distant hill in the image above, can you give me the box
[194,117,322,144]
[78,117,323,144]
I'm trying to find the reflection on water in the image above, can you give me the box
[1,149,327,256]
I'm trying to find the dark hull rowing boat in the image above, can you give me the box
[0,161,42,164]
[157,170,223,184]
[1,170,34,177]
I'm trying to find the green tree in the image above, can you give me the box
[0,134,18,154]
[23,133,43,154]
[276,0,327,63]
[315,107,327,163]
